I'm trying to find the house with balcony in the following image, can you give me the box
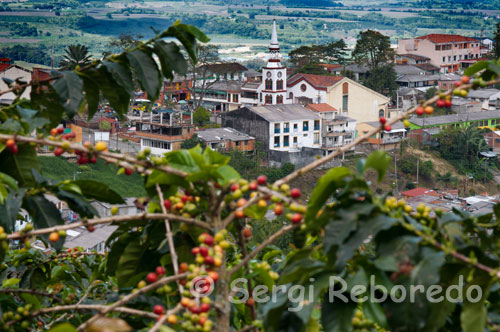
[221,104,321,152]
[135,111,195,155]
[160,74,192,103]
[196,127,255,152]
[396,34,487,73]
[356,121,407,150]
[305,103,356,155]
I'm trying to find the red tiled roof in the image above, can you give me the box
[402,187,440,197]
[306,103,338,113]
[288,73,344,90]
[99,117,116,123]
[416,34,477,44]
[0,63,11,72]
[317,64,342,69]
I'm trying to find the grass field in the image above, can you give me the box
[40,156,146,198]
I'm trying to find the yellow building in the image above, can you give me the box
[287,74,391,135]
[325,77,390,125]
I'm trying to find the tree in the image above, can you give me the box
[434,125,491,180]
[494,22,500,59]
[193,107,211,125]
[352,29,395,70]
[288,40,347,68]
[59,44,92,71]
[99,121,111,131]
[1,21,500,332]
[363,64,398,95]
[425,86,438,100]
[188,44,221,109]
[181,134,206,149]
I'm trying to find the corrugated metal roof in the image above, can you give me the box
[245,104,321,122]
[196,127,254,142]
[410,110,500,127]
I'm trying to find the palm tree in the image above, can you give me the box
[59,44,92,71]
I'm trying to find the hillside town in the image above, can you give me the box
[2,20,499,252]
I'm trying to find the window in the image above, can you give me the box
[442,56,446,63]
[142,139,171,150]
[274,136,280,148]
[265,95,272,104]
[435,45,441,51]
[303,121,309,131]
[228,94,231,102]
[314,120,320,131]
[464,54,468,60]
[342,95,348,111]
[293,136,298,146]
[277,95,283,104]
[274,123,280,134]
[313,132,320,144]
[276,79,283,90]
[288,92,293,100]
[284,135,289,147]
[265,79,273,90]
[232,94,238,103]
[300,84,307,92]
[293,123,298,132]
[284,122,289,133]
[379,109,384,118]
[235,141,240,146]
[453,55,456,61]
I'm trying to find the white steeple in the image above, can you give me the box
[270,19,279,49]
[260,19,289,105]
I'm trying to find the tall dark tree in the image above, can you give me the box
[322,39,347,64]
[363,64,398,95]
[59,44,92,71]
[494,22,500,59]
[352,30,395,70]
[188,44,221,109]
[288,39,347,68]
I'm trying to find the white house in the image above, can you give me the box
[222,104,321,152]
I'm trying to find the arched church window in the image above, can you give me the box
[265,79,273,90]
[265,95,273,104]
[277,95,283,104]
[276,79,283,90]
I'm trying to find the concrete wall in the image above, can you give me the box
[222,108,270,148]
[268,147,337,168]
[327,79,389,124]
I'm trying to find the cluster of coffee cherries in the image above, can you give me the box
[46,126,76,157]
[156,231,226,331]
[384,196,438,222]
[163,192,200,220]
[352,308,388,332]
[173,231,225,331]
[229,175,305,225]
[0,304,33,330]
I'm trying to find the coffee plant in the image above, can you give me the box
[0,21,500,332]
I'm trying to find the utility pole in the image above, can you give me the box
[416,158,419,187]
[394,153,398,194]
